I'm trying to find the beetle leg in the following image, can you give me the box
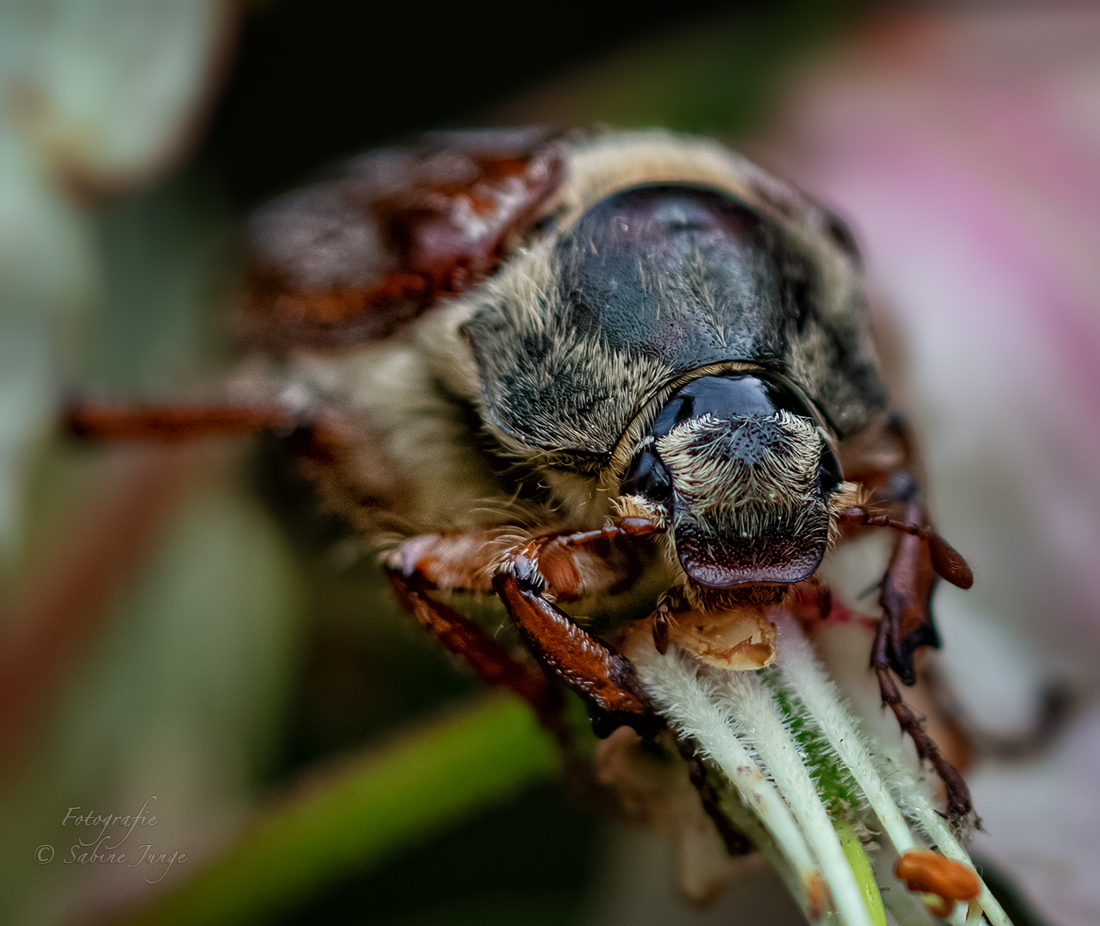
[840,413,974,817]
[846,473,973,686]
[872,622,973,819]
[869,494,973,816]
[860,491,972,817]
[66,401,299,441]
[496,527,754,855]
[383,532,560,726]
[387,529,658,807]
[861,490,944,687]
[840,412,973,684]
[495,522,662,740]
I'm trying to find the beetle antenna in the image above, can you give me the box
[837,507,973,589]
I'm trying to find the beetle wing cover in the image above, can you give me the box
[239,127,564,350]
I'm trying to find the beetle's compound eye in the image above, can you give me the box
[620,446,673,505]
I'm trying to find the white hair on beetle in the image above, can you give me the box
[657,410,823,512]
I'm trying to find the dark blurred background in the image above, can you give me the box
[198,0,849,206]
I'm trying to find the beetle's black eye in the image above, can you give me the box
[817,445,843,497]
[620,448,673,505]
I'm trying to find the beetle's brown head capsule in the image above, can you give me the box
[620,372,842,588]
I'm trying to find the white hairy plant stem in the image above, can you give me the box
[632,616,1016,926]
[768,614,918,856]
[870,753,1012,926]
[707,664,874,926]
[632,646,824,917]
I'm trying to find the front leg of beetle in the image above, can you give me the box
[497,523,757,858]
[856,496,974,819]
[872,628,972,819]
[835,498,972,675]
[839,415,973,684]
[865,494,972,816]
[873,488,947,684]
[840,414,975,817]
[494,521,662,740]
[384,532,560,727]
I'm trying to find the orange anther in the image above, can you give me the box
[895,849,981,904]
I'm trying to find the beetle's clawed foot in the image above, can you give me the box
[874,665,973,820]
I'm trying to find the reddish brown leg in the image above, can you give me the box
[869,500,972,816]
[839,412,972,686]
[496,523,752,853]
[66,401,359,491]
[494,520,661,740]
[66,401,298,441]
[383,533,559,726]
[872,630,973,818]
[386,532,627,806]
[840,414,975,817]
[858,493,971,816]
[841,490,945,687]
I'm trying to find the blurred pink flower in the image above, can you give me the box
[754,10,1100,925]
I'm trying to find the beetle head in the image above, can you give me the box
[619,372,843,591]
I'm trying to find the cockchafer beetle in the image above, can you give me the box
[70,126,976,840]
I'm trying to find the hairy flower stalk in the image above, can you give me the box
[629,617,1014,926]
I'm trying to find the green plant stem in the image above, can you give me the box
[112,694,557,926]
[836,819,888,926]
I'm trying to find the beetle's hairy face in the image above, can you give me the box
[657,410,831,590]
[614,373,845,605]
